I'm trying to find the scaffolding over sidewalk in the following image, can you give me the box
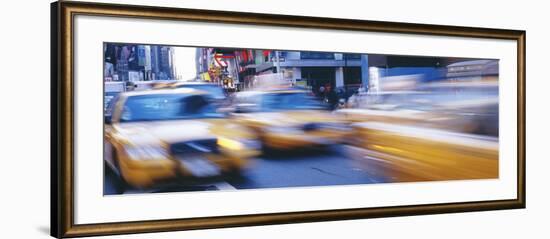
[252,73,294,90]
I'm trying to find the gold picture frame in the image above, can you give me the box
[51,1,526,237]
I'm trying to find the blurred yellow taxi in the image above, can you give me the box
[339,81,499,181]
[231,89,351,151]
[104,88,259,189]
[348,122,498,182]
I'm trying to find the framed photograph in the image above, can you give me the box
[51,1,526,237]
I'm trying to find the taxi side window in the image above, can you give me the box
[105,95,119,123]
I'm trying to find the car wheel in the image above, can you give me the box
[226,169,248,184]
[110,149,130,194]
[260,138,276,157]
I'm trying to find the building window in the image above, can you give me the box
[300,51,335,60]
[344,54,361,60]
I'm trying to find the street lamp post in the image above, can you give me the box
[274,50,281,74]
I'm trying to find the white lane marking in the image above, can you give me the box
[343,145,419,165]
[213,182,237,191]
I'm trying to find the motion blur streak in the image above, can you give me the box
[349,122,498,182]
[103,43,499,194]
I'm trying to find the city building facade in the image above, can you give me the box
[103,43,176,82]
[195,47,477,94]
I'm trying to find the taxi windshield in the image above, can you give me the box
[175,84,226,99]
[260,92,327,111]
[120,94,222,122]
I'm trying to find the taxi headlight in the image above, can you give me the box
[217,137,260,150]
[217,137,244,150]
[124,145,169,160]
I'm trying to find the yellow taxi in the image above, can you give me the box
[339,82,499,182]
[347,122,498,182]
[231,89,351,151]
[104,88,259,189]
